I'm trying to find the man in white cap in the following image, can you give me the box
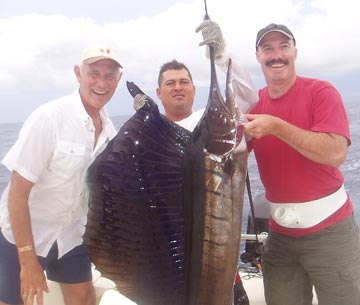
[0,45,122,305]
[243,23,360,305]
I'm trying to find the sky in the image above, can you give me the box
[0,0,359,123]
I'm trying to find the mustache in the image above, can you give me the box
[266,58,289,67]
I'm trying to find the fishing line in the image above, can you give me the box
[245,172,262,262]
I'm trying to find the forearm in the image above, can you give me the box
[273,118,348,167]
[9,201,34,250]
[217,54,259,113]
[8,171,35,250]
[8,172,49,303]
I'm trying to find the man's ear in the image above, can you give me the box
[255,51,261,63]
[156,87,161,99]
[74,65,81,82]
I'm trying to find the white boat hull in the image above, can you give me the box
[36,269,318,305]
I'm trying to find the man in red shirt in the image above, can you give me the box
[244,23,360,305]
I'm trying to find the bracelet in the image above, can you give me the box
[17,245,34,253]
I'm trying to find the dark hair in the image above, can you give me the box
[158,59,193,87]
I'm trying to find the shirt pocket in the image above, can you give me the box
[49,141,87,177]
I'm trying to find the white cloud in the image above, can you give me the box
[0,0,359,123]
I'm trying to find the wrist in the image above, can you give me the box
[18,245,34,254]
[214,40,227,62]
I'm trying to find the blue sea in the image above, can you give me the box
[1,102,359,228]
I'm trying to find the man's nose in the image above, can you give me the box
[174,81,183,89]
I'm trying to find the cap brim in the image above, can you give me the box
[84,56,123,68]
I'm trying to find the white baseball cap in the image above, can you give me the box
[80,45,123,68]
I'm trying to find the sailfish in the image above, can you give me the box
[84,2,248,305]
[183,14,248,305]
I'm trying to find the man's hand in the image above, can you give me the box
[195,19,226,61]
[19,252,49,305]
[243,113,277,139]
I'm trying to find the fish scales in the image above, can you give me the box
[183,54,248,305]
[85,81,191,305]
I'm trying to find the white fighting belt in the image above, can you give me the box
[269,184,347,228]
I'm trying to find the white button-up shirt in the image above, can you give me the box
[0,90,117,258]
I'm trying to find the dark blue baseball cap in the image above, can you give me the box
[256,23,295,49]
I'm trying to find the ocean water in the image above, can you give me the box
[1,102,359,227]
